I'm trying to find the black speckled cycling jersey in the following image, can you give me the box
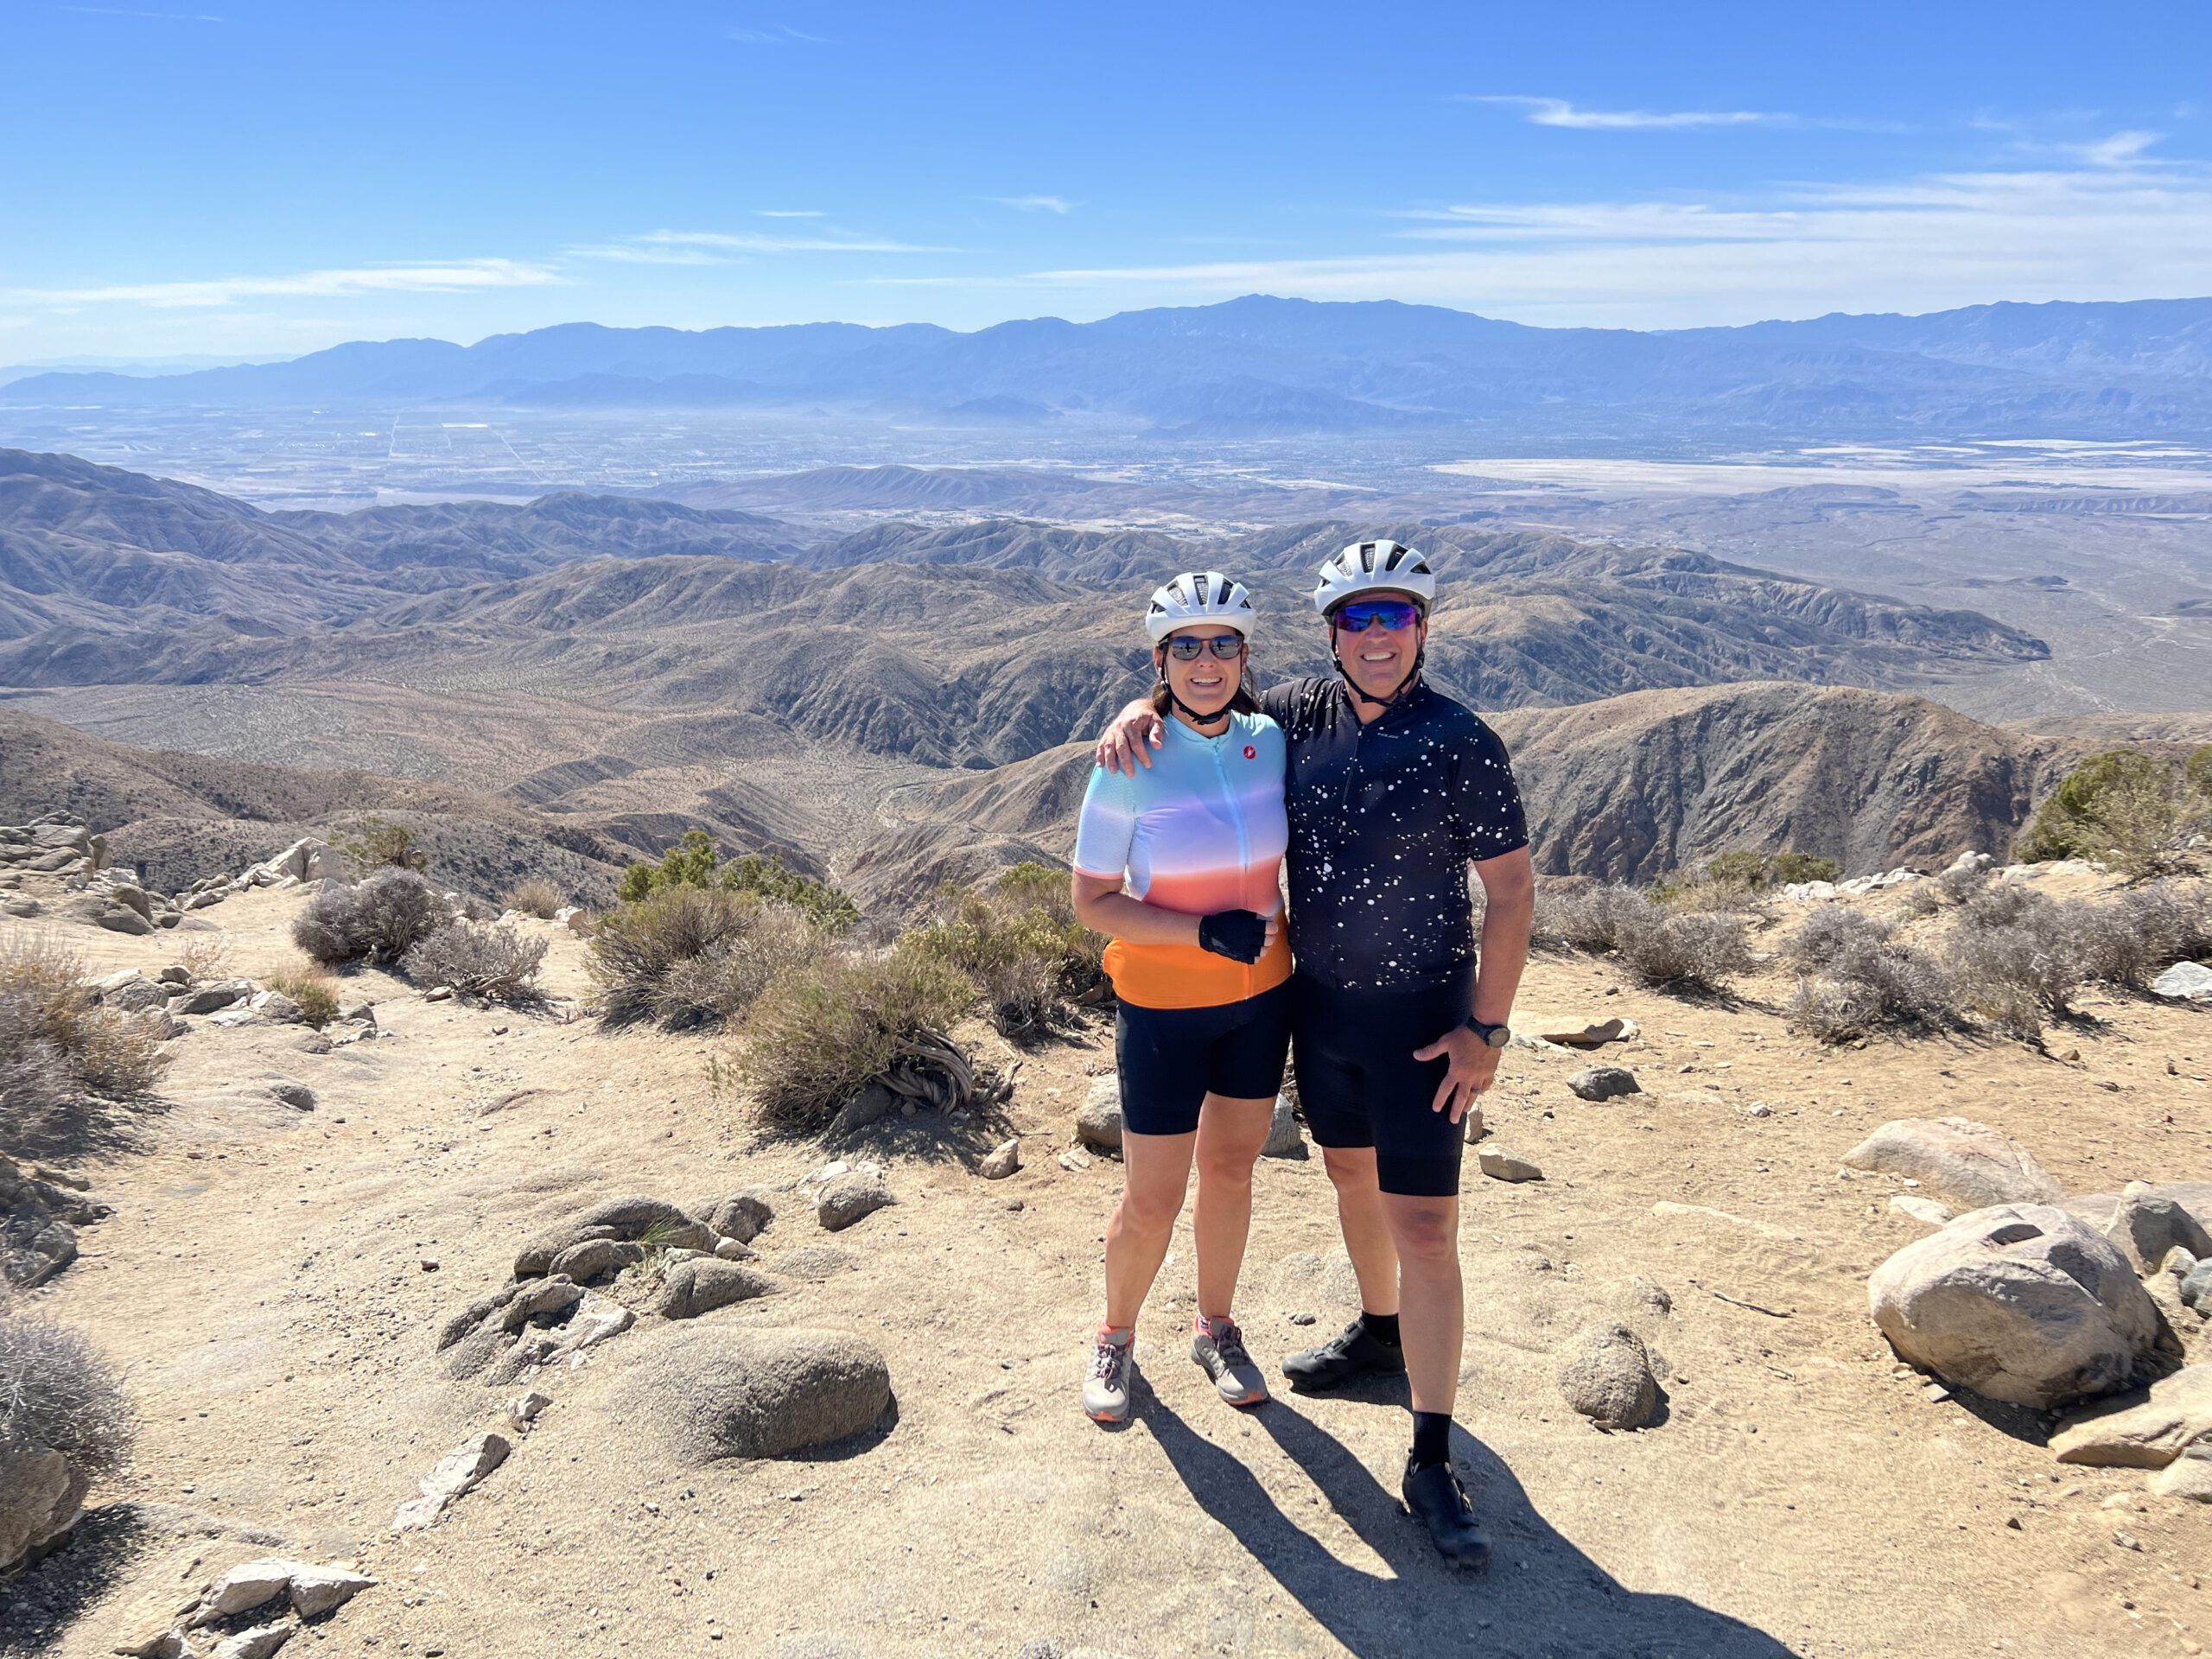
[1260,676,1529,993]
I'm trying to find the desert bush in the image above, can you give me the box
[1945,887,2085,1039]
[0,936,168,1160]
[1769,851,1844,887]
[615,830,858,934]
[0,1302,133,1483]
[293,868,447,966]
[340,817,429,875]
[1615,909,1755,993]
[737,949,979,1135]
[1532,883,1649,953]
[2017,747,2212,876]
[402,922,548,1004]
[173,934,231,982]
[588,886,827,1028]
[265,965,340,1028]
[502,877,565,919]
[904,864,1106,1037]
[1785,906,1959,1041]
[1657,850,1841,908]
[2062,880,2212,991]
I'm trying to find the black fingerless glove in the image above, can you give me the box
[1198,909,1268,964]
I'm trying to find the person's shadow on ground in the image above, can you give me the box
[1147,1399,1800,1659]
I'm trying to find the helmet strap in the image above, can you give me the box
[1156,665,1233,733]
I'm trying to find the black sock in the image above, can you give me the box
[1410,1410,1452,1471]
[1358,1310,1401,1347]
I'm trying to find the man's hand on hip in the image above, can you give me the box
[1412,1025,1502,1124]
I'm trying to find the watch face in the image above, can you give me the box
[1484,1025,1510,1046]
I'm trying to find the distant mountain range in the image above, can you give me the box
[8,295,2212,438]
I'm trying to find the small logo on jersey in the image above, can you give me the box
[1243,745,1257,760]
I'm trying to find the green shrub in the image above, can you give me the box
[737,949,980,1134]
[402,922,549,1004]
[903,865,1105,1037]
[340,817,429,875]
[503,878,565,919]
[1656,850,1842,907]
[2018,747,2212,876]
[1770,851,1843,887]
[294,868,448,966]
[588,886,828,1028]
[265,966,340,1029]
[616,831,858,934]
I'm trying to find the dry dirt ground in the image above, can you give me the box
[6,876,2210,1659]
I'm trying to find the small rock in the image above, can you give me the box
[817,1171,895,1232]
[1567,1065,1640,1102]
[1842,1116,2062,1210]
[1461,1103,1487,1144]
[211,1624,293,1659]
[978,1138,1022,1180]
[265,1081,315,1112]
[2150,962,2212,1002]
[1556,1323,1660,1430]
[711,1236,755,1262]
[284,1562,377,1618]
[168,980,252,1017]
[1058,1148,1093,1173]
[512,1389,552,1424]
[200,1560,295,1619]
[392,1432,509,1531]
[2103,1181,2212,1275]
[611,1324,892,1463]
[655,1259,777,1319]
[1478,1148,1543,1183]
[1075,1078,1122,1153]
[2152,1446,2212,1503]
[1889,1195,1955,1228]
[1262,1095,1306,1159]
[694,1191,774,1244]
[2051,1366,2212,1468]
[249,990,305,1025]
[423,985,453,1002]
[2183,1259,2212,1316]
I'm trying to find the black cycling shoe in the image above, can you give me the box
[1281,1319,1406,1393]
[1402,1457,1491,1571]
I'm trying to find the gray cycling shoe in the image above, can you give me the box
[1191,1315,1268,1408]
[1084,1327,1135,1423]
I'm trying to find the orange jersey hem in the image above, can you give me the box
[1104,932,1292,1011]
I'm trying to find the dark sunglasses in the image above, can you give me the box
[1332,600,1422,632]
[1165,635,1248,661]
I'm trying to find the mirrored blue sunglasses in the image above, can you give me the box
[1332,599,1422,632]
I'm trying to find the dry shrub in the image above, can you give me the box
[1532,883,1649,953]
[588,887,827,1029]
[173,934,231,982]
[503,877,565,919]
[736,948,978,1135]
[1945,887,2084,1039]
[1616,910,1755,993]
[0,1303,133,1482]
[1785,906,1959,1042]
[294,868,447,966]
[266,965,340,1028]
[402,922,549,1004]
[0,935,168,1160]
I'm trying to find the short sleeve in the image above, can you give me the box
[1071,765,1138,879]
[1451,721,1530,861]
[1258,681,1297,728]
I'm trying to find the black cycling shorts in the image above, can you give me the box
[1290,959,1475,1198]
[1115,980,1293,1137]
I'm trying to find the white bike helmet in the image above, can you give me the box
[1145,570,1257,642]
[1311,538,1437,616]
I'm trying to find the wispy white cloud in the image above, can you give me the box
[724,23,826,44]
[1466,95,1787,130]
[579,229,955,260]
[865,154,2212,328]
[754,209,827,219]
[982,195,1075,214]
[0,258,563,310]
[2075,129,2162,166]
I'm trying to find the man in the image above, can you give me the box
[1096,538,1534,1569]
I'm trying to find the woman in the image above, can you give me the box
[1070,571,1292,1423]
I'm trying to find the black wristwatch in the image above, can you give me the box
[1463,1014,1510,1047]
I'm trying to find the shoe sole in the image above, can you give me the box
[1281,1362,1407,1394]
[1086,1405,1128,1424]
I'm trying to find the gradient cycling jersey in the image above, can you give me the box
[1261,677,1528,993]
[1071,709,1291,1009]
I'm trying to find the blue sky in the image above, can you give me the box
[5,1,2211,359]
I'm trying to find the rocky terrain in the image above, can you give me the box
[3,821,2209,1658]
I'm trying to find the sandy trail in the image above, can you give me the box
[10,882,2211,1659]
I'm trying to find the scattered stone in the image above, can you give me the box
[249,990,305,1025]
[694,1191,774,1244]
[514,1196,713,1277]
[265,1080,315,1112]
[613,1325,892,1464]
[2051,1366,2212,1468]
[711,1236,754,1262]
[2150,962,2212,1003]
[2152,1446,2212,1502]
[168,980,253,1017]
[211,1623,294,1659]
[1890,1195,1955,1228]
[2103,1182,2212,1276]
[2183,1260,2212,1317]
[1478,1148,1543,1183]
[817,1171,895,1232]
[2,1154,105,1288]
[1556,1323,1660,1430]
[548,1238,645,1282]
[93,971,170,1014]
[392,1432,510,1531]
[511,1389,552,1426]
[1460,1103,1487,1144]
[1535,1016,1634,1049]
[1262,1095,1306,1159]
[1843,1117,2063,1211]
[1075,1078,1122,1153]
[1567,1065,1640,1102]
[655,1259,777,1320]
[1869,1204,2163,1408]
[198,1560,296,1620]
[1617,1275,1673,1317]
[423,986,453,1002]
[1057,1149,1093,1173]
[978,1138,1022,1180]
[0,1440,86,1580]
